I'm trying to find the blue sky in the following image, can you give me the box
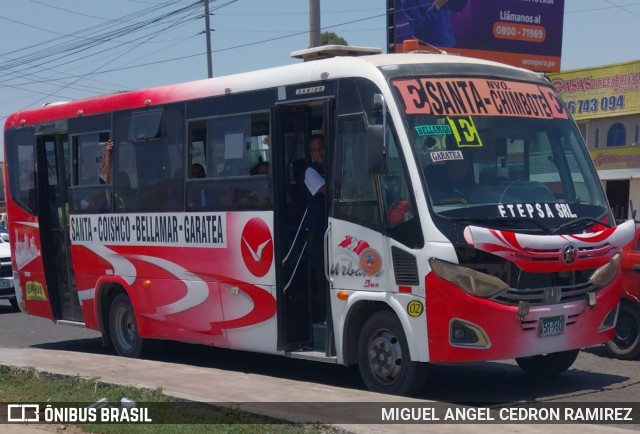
[0,0,638,130]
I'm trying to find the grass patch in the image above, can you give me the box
[0,366,347,434]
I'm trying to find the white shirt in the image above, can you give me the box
[304,166,325,196]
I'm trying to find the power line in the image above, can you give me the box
[0,0,240,118]
[0,1,203,116]
[0,1,203,82]
[0,3,386,92]
[565,1,640,14]
[603,0,640,18]
[25,9,205,108]
[6,0,636,121]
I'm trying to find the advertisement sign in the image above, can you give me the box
[389,0,565,72]
[547,61,640,121]
[589,146,640,171]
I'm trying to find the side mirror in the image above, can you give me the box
[0,233,9,243]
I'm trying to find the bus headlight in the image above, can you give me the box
[589,253,621,288]
[429,258,509,298]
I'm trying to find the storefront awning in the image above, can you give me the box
[596,168,640,181]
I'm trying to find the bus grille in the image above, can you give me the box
[491,281,598,306]
[516,243,614,262]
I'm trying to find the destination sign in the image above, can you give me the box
[393,78,568,119]
[69,212,227,247]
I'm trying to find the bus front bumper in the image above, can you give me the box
[425,272,620,363]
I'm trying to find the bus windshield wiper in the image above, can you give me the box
[494,217,554,234]
[551,216,611,234]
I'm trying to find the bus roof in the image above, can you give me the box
[4,51,536,130]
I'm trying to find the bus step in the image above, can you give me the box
[312,321,327,352]
[286,350,338,364]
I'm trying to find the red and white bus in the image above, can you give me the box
[4,46,635,395]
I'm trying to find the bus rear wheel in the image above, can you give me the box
[606,301,640,360]
[515,349,579,376]
[108,294,146,358]
[357,311,426,396]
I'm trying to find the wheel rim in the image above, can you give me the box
[612,311,639,351]
[113,304,136,352]
[367,329,403,385]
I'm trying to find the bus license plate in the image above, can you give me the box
[539,315,564,337]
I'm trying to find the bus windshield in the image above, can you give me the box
[392,77,610,233]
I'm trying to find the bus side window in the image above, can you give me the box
[74,132,111,186]
[381,132,423,248]
[70,132,113,213]
[188,121,207,179]
[5,128,37,214]
[187,112,272,211]
[113,106,185,212]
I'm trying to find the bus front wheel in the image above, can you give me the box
[108,294,146,358]
[515,349,579,376]
[357,311,426,396]
[606,301,640,360]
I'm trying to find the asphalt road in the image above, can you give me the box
[1,298,640,413]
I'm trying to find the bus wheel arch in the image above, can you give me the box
[346,303,426,395]
[107,292,149,358]
[343,300,389,366]
[96,283,148,358]
[96,283,128,349]
[605,299,640,360]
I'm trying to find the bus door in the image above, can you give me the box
[328,113,391,301]
[35,133,81,322]
[273,100,333,352]
[327,82,422,343]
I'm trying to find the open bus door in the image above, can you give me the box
[273,100,334,353]
[35,132,81,322]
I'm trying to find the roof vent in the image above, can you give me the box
[291,45,382,62]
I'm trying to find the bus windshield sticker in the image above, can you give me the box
[393,78,569,120]
[430,150,463,163]
[415,124,452,136]
[447,116,483,147]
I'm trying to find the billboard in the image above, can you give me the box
[547,60,640,121]
[388,0,565,72]
[589,146,640,171]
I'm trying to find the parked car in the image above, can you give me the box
[606,225,640,359]
[0,225,17,310]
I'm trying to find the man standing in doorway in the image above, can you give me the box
[304,134,327,323]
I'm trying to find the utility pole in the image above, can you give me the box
[204,0,213,78]
[309,0,320,48]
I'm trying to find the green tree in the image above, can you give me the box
[320,32,348,46]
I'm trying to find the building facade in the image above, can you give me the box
[548,60,640,222]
